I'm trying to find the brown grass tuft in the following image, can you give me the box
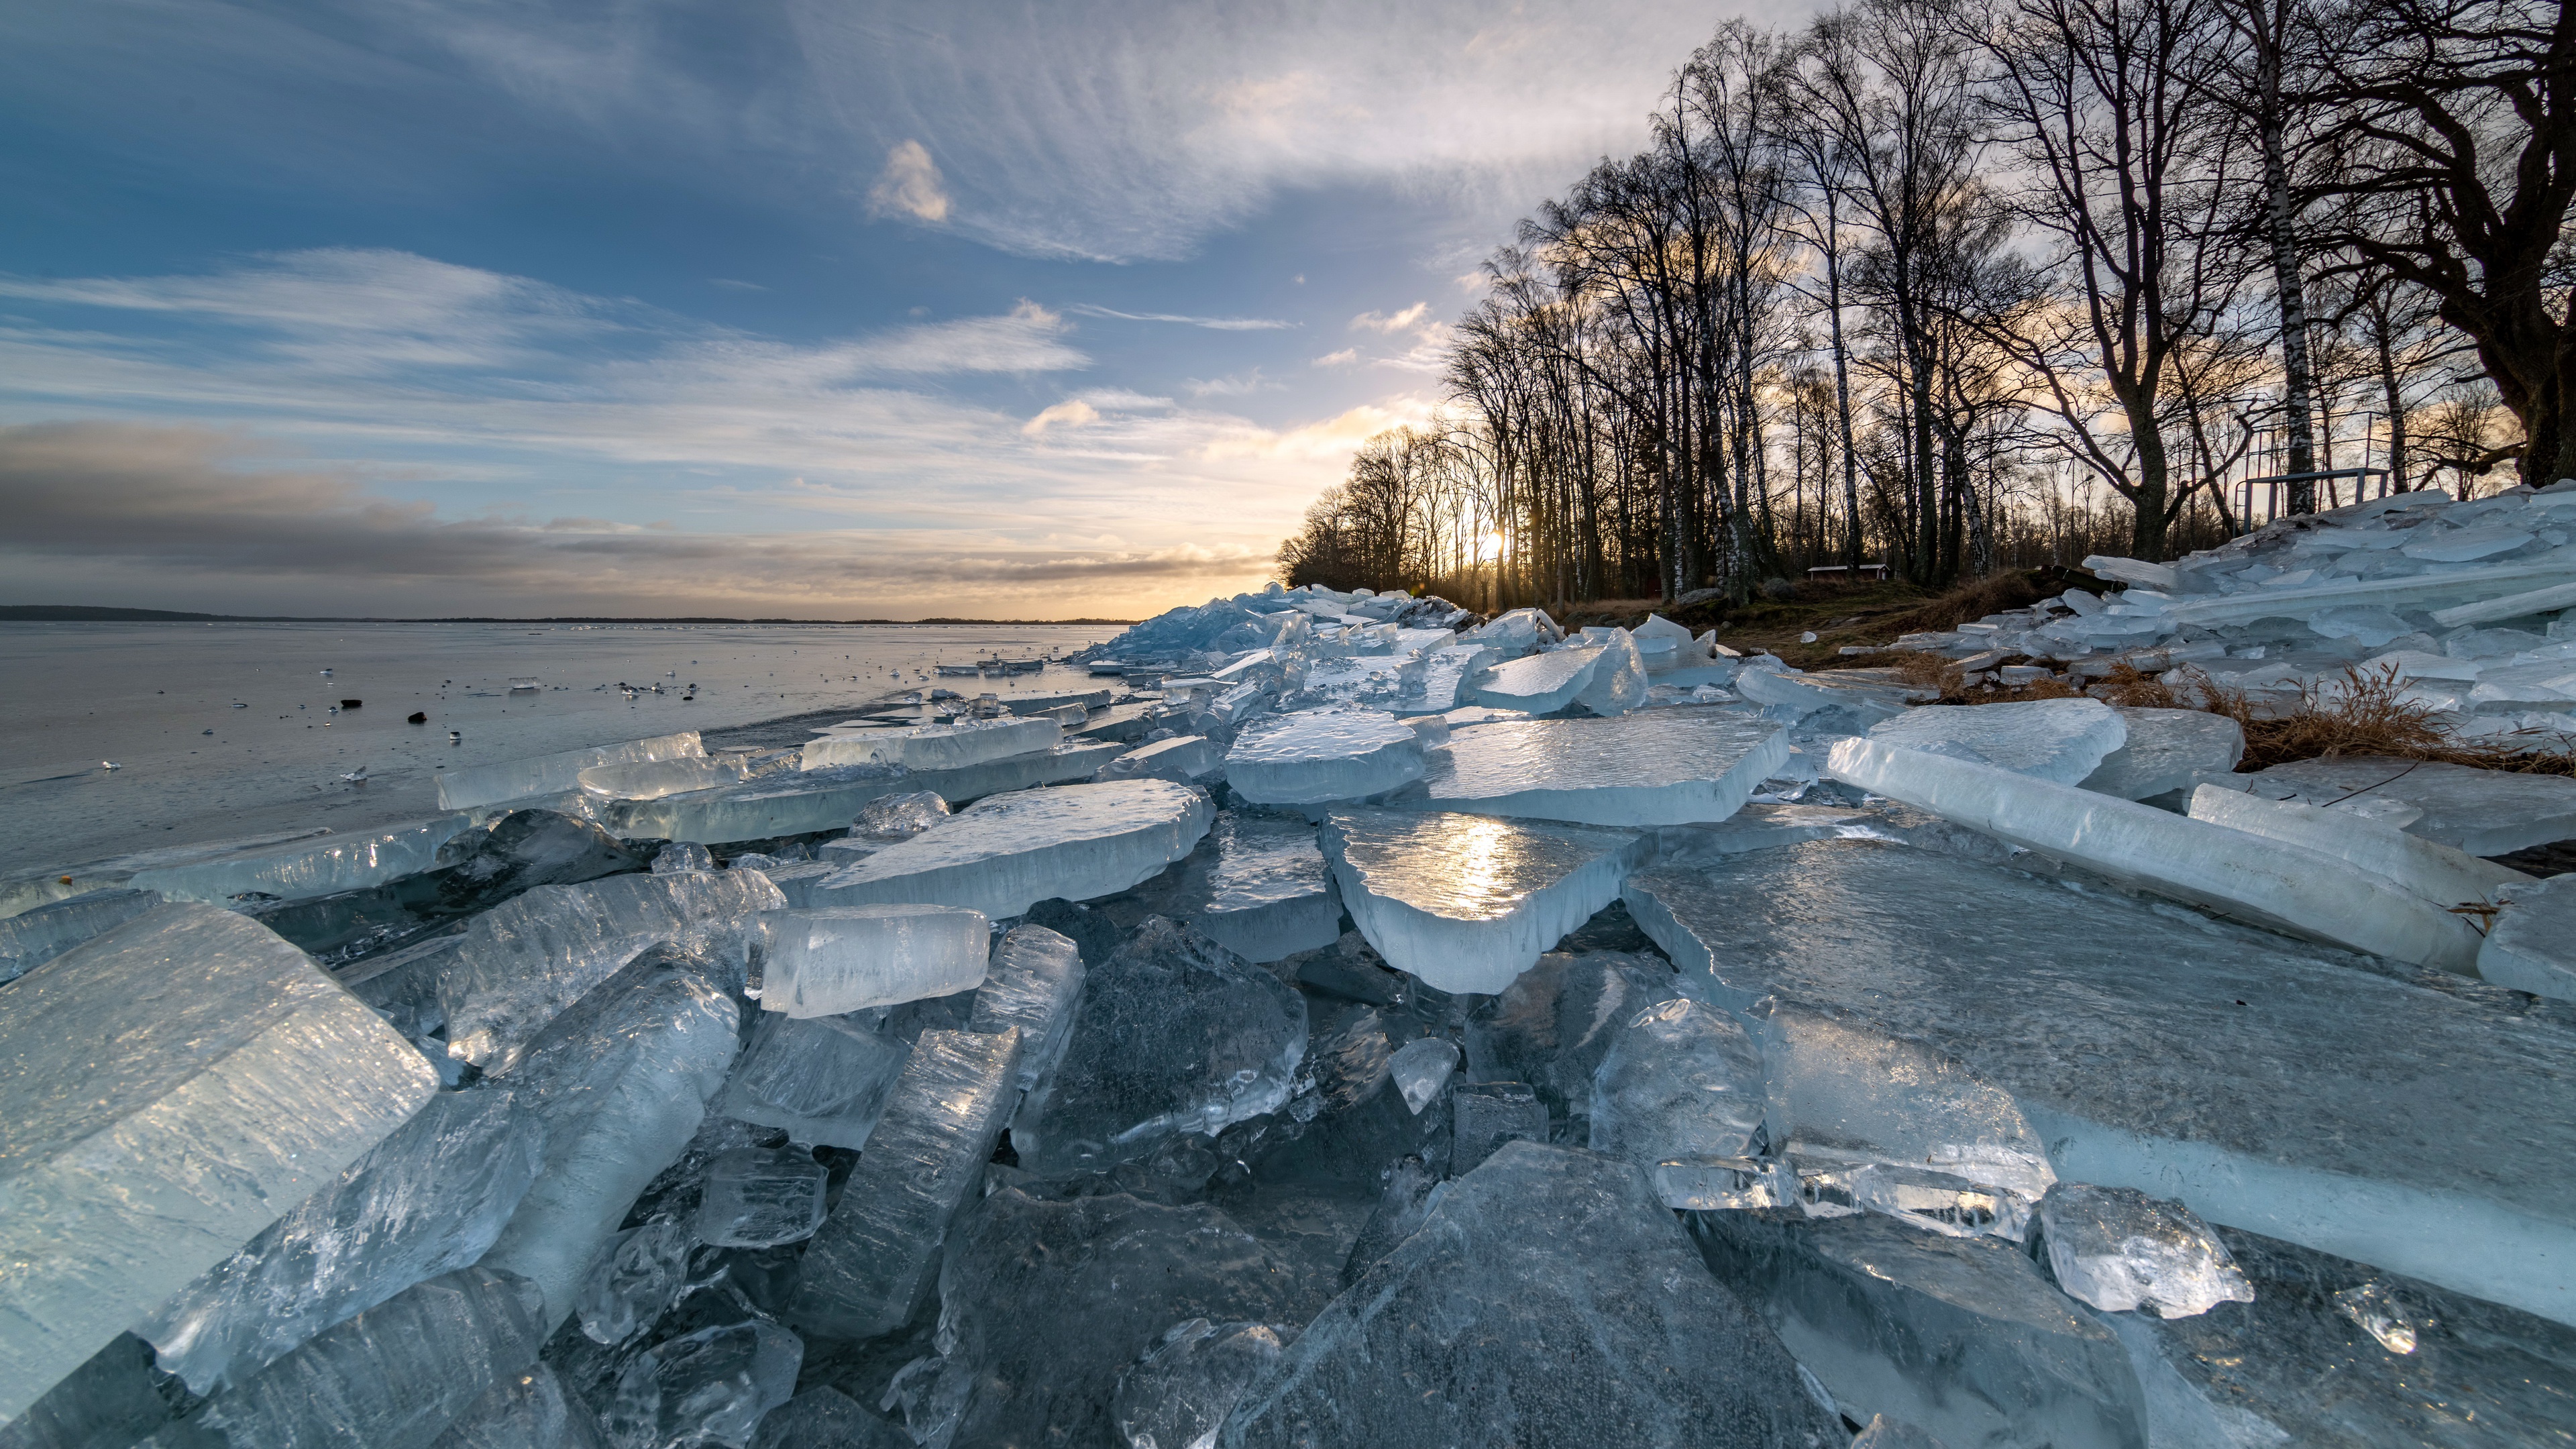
[2191,662,2576,775]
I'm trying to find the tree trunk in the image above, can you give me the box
[2125,394,2172,559]
[2261,109,2320,512]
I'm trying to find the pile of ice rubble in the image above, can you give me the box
[6,578,2576,1449]
[1867,481,2576,747]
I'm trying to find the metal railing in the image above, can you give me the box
[2234,468,2395,533]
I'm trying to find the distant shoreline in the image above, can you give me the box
[0,605,1136,626]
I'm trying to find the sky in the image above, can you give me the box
[0,0,1806,621]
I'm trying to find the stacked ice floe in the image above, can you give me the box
[1866,481,2576,744]
[9,565,2576,1449]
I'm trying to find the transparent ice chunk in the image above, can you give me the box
[0,904,437,1424]
[146,1267,549,1449]
[802,716,1059,771]
[479,963,741,1331]
[2245,755,2576,855]
[653,842,716,874]
[1099,733,1222,786]
[429,1364,608,1449]
[752,906,987,1017]
[0,888,157,985]
[1320,808,1645,994]
[1866,698,2129,785]
[967,924,1086,1093]
[602,743,1121,845]
[717,1011,908,1148]
[1572,629,1648,715]
[2037,1183,2254,1318]
[1403,707,1788,826]
[1387,1037,1458,1116]
[2187,784,2530,914]
[437,732,703,811]
[1587,998,1764,1171]
[1220,1142,1841,1446]
[1114,1320,1287,1449]
[2076,707,2245,800]
[1015,918,1306,1175]
[1466,644,1604,714]
[1622,839,2576,1326]
[1194,812,1342,963]
[604,1320,802,1449]
[693,1147,829,1248]
[1785,1154,2035,1242]
[1823,739,2485,971]
[857,790,950,839]
[810,781,1213,919]
[130,815,478,905]
[1463,606,1562,655]
[1651,1155,1789,1212]
[579,755,757,802]
[788,1028,1023,1340]
[138,1089,545,1395]
[574,1218,697,1348]
[1224,708,1425,805]
[1759,1003,2057,1201]
[745,1388,908,1449]
[439,870,782,1072]
[2481,873,2576,999]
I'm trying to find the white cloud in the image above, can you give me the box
[867,139,952,224]
[1184,369,1280,398]
[1068,304,1293,331]
[1310,348,1359,367]
[1022,399,1100,435]
[710,278,767,291]
[1350,303,1429,333]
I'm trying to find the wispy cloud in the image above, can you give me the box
[1022,399,1099,435]
[710,278,767,291]
[866,139,952,224]
[1184,369,1281,398]
[1350,303,1430,333]
[1067,305,1293,332]
[1310,348,1359,368]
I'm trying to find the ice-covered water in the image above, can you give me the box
[0,621,1115,874]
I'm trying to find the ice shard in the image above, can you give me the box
[2036,1183,2253,1318]
[429,1364,607,1449]
[572,1217,695,1348]
[788,1027,1023,1340]
[1387,1037,1458,1115]
[577,755,758,802]
[2243,755,2576,855]
[478,961,741,1330]
[1587,998,1765,1172]
[1466,644,1604,714]
[1623,839,2576,1326]
[752,905,988,1017]
[1223,708,1425,805]
[1571,629,1648,714]
[602,742,1124,844]
[1759,1003,2057,1201]
[1399,707,1788,826]
[1193,812,1342,963]
[967,924,1086,1092]
[809,780,1213,919]
[1320,808,1645,994]
[604,1320,802,1449]
[1098,733,1223,786]
[2186,784,2529,912]
[2480,873,2576,998]
[142,1267,549,1449]
[747,1389,908,1449]
[1449,1081,1545,1175]
[136,1089,545,1395]
[0,904,437,1425]
[693,1147,829,1248]
[716,1012,908,1148]
[2074,706,2246,801]
[1014,917,1307,1175]
[0,888,157,985]
[1115,1321,1289,1449]
[1823,738,2485,971]
[1218,1142,1841,1448]
[2163,553,2576,629]
[801,716,1059,771]
[1865,698,2129,785]
[437,869,782,1072]
[437,732,703,811]
[130,816,478,905]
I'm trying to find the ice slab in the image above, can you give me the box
[1572,629,1648,714]
[1016,917,1307,1175]
[604,741,1124,845]
[802,715,1059,771]
[437,732,702,811]
[2163,553,2576,629]
[570,1217,693,1348]
[2244,755,2576,855]
[1735,664,1914,722]
[478,961,740,1330]
[809,780,1213,919]
[1690,1210,2146,1447]
[137,1089,544,1395]
[1387,1037,1458,1115]
[1218,1142,1840,1448]
[967,924,1086,1093]
[693,1147,828,1248]
[146,1267,547,1449]
[718,1011,908,1148]
[2076,707,2245,800]
[1400,706,1788,826]
[2187,785,2530,914]
[1195,812,1342,963]
[2037,1183,2253,1318]
[577,755,758,801]
[1825,739,2484,971]
[1098,733,1222,786]
[1464,606,1562,655]
[130,816,477,905]
[1224,709,1424,805]
[788,1027,1023,1340]
[747,1388,908,1449]
[1588,998,1765,1173]
[429,1363,607,1449]
[752,905,987,1017]
[1395,645,1500,716]
[1116,1322,1288,1449]
[2481,873,2576,999]
[1466,643,1604,714]
[0,888,158,985]
[604,1320,801,1449]
[1320,808,1645,994]
[0,904,437,1424]
[438,869,782,1072]
[1760,1002,2057,1201]
[1623,839,2576,1326]
[2430,575,2576,627]
[1866,698,2128,784]
[1450,1081,1546,1175]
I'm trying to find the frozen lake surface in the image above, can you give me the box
[0,621,1116,874]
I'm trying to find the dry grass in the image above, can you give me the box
[2190,663,2576,775]
[1879,565,2110,638]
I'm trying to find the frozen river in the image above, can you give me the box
[0,620,1118,875]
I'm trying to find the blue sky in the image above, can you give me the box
[0,0,1793,619]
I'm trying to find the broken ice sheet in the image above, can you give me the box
[2481,873,2576,1000]
[967,923,1086,1093]
[138,1089,545,1395]
[810,780,1213,919]
[1387,1037,1458,1115]
[1114,1320,1288,1449]
[1399,707,1788,827]
[1223,708,1425,805]
[2187,784,2529,914]
[2037,1182,2253,1318]
[1758,1002,2057,1202]
[1786,1155,2033,1242]
[1587,998,1765,1171]
[1321,808,1644,995]
[2247,754,2576,855]
[1466,643,1605,714]
[694,1147,829,1248]
[429,1363,607,1449]
[437,731,703,811]
[1866,697,2128,785]
[0,904,437,1424]
[1194,811,1342,964]
[1450,1081,1546,1176]
[2076,706,2245,800]
[753,905,988,1017]
[0,887,158,985]
[718,1010,910,1148]
[604,1320,802,1449]
[574,1216,698,1348]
